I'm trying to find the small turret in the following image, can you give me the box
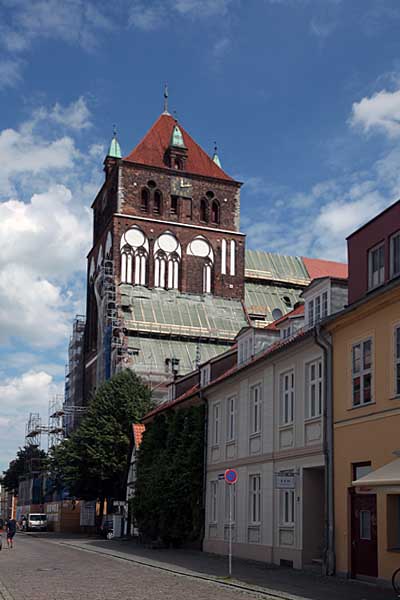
[212,142,222,168]
[104,126,122,178]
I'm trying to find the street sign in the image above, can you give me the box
[224,468,238,485]
[276,475,295,489]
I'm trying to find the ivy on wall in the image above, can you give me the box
[132,405,205,547]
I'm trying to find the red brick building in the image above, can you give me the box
[83,106,347,401]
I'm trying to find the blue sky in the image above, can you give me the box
[1,0,400,470]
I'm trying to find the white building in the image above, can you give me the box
[203,276,347,569]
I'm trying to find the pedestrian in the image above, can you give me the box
[6,516,17,549]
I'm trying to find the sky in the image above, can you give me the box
[1,0,400,470]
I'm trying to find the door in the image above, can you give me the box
[351,493,378,578]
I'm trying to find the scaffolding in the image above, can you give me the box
[25,413,45,449]
[64,314,86,434]
[48,395,65,449]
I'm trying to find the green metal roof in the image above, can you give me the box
[245,282,303,323]
[108,135,122,159]
[170,124,186,148]
[127,336,228,375]
[120,286,247,341]
[245,250,310,285]
[212,151,221,168]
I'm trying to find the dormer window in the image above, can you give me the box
[281,325,291,340]
[174,158,182,170]
[200,364,211,387]
[368,242,385,289]
[238,333,253,365]
[306,289,329,328]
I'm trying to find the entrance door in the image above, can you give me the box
[351,493,378,578]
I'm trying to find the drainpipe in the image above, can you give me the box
[314,324,335,576]
[200,388,208,551]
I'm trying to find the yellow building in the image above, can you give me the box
[326,200,400,583]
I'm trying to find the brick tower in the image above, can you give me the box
[84,103,248,400]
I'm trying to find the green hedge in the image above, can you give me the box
[132,405,205,546]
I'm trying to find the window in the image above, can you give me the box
[280,490,295,526]
[322,291,328,318]
[213,403,220,445]
[282,326,291,340]
[387,495,400,549]
[225,482,236,522]
[134,249,147,286]
[120,249,132,284]
[368,243,385,289]
[360,510,372,540]
[200,198,208,222]
[353,462,372,481]
[249,475,261,524]
[395,326,400,396]
[230,240,236,276]
[315,296,321,323]
[211,200,220,224]
[154,252,167,288]
[352,339,373,406]
[210,481,218,523]
[227,396,236,442]
[171,195,178,215]
[141,188,149,211]
[221,239,227,275]
[250,385,261,434]
[391,232,400,279]
[306,359,323,418]
[154,190,162,214]
[280,370,294,425]
[167,254,179,289]
[200,364,211,387]
[308,299,314,327]
[174,158,182,170]
[203,260,212,293]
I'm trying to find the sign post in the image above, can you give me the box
[224,468,238,578]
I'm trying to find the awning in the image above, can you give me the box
[352,458,400,488]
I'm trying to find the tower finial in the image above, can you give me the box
[163,83,170,115]
[108,125,122,159]
[113,123,117,137]
[212,141,222,168]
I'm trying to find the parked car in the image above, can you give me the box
[26,513,47,532]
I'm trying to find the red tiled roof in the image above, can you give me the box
[132,423,145,449]
[302,257,348,280]
[265,304,305,331]
[124,113,235,182]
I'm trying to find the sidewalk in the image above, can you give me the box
[44,533,394,600]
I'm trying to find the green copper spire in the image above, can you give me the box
[108,126,122,158]
[170,124,186,148]
[212,142,221,168]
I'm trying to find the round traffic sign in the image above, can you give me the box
[224,468,238,485]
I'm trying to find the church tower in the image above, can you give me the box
[84,100,247,400]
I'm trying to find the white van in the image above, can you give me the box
[27,513,47,532]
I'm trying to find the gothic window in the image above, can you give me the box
[200,198,208,222]
[141,188,149,212]
[211,200,220,224]
[174,158,183,170]
[221,239,227,275]
[203,260,213,294]
[154,251,167,288]
[154,190,163,215]
[230,240,236,276]
[120,226,149,286]
[154,232,182,290]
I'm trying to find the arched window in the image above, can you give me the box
[211,200,220,224]
[121,247,133,284]
[154,251,167,288]
[167,253,180,290]
[154,190,163,215]
[134,248,147,286]
[141,188,149,212]
[200,198,208,222]
[203,260,213,294]
[221,239,227,275]
[174,158,182,170]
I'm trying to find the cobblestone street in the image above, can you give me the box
[0,534,394,600]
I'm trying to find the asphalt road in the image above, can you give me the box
[0,534,265,600]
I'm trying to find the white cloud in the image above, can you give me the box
[213,37,231,59]
[0,370,62,470]
[351,88,400,138]
[0,58,23,89]
[34,97,92,131]
[129,0,232,30]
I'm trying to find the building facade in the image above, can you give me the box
[327,199,400,583]
[82,106,344,402]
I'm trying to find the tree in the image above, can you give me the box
[132,405,205,546]
[50,370,154,514]
[2,445,47,493]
